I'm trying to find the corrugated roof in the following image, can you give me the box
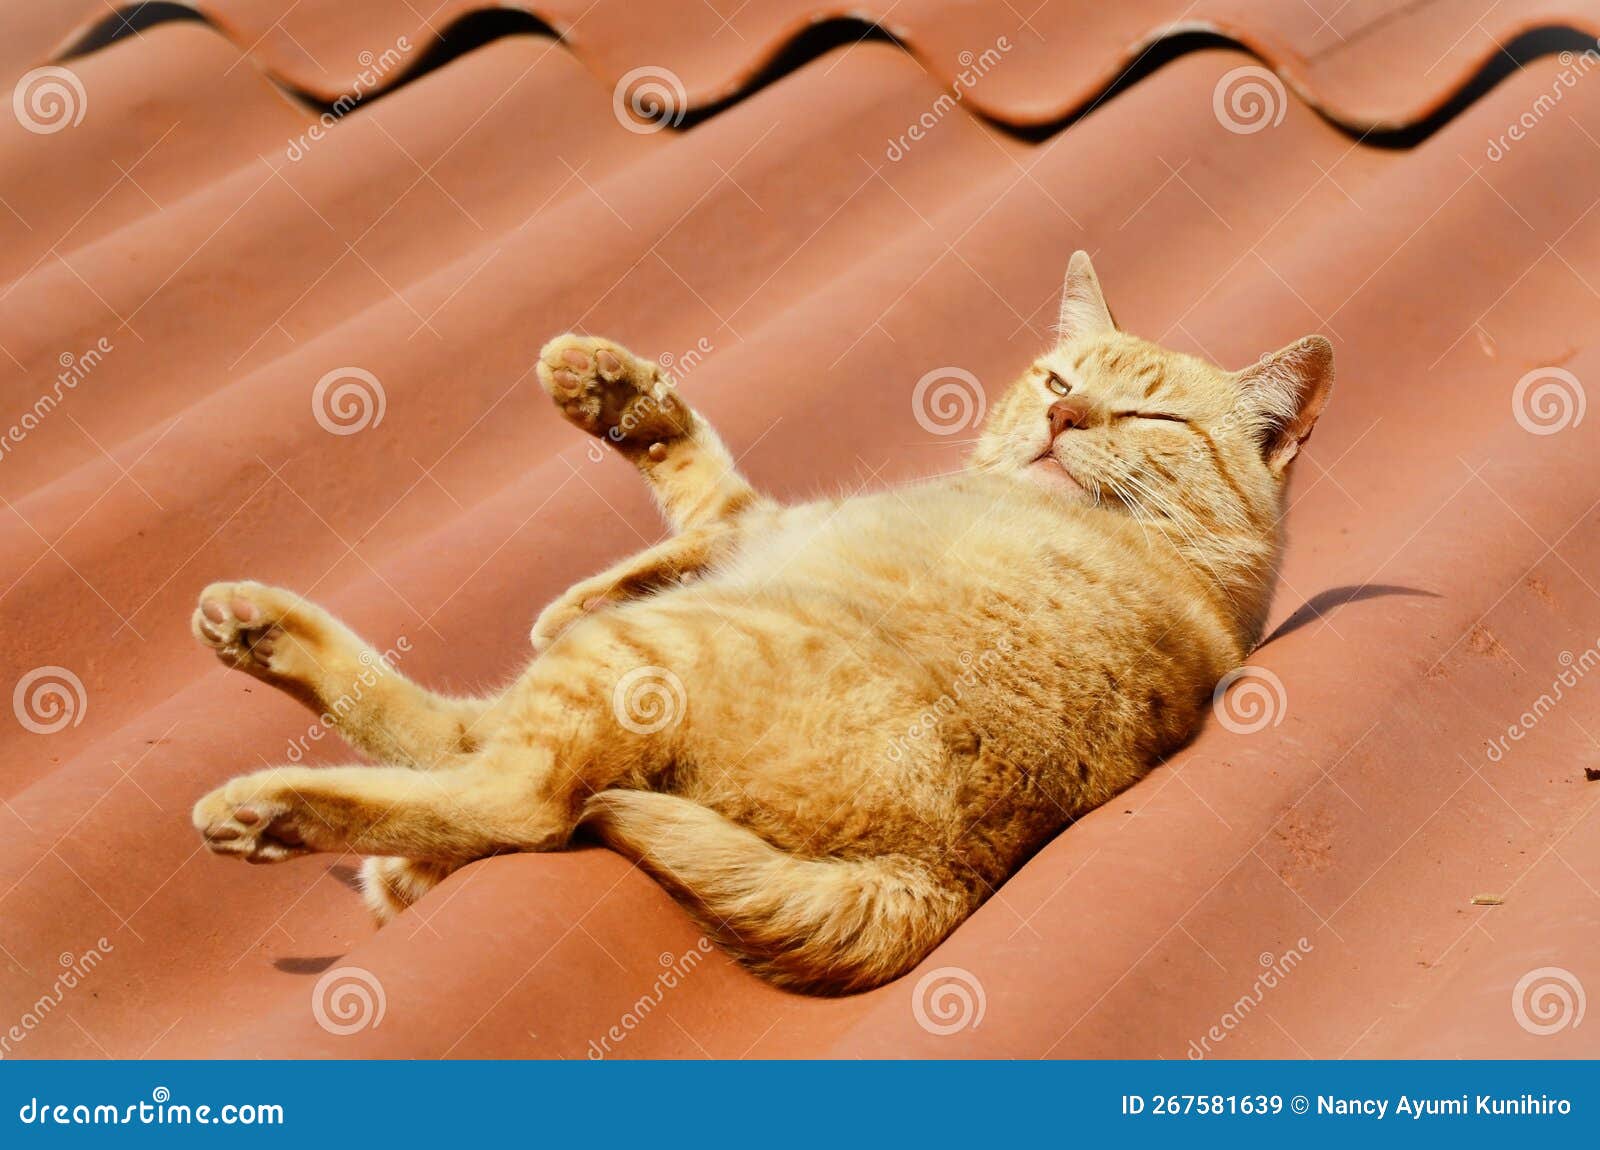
[2,2,1598,1058]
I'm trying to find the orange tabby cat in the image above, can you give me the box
[191,252,1332,994]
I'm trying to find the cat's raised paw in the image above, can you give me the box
[537,334,693,449]
[191,581,320,676]
[193,779,312,864]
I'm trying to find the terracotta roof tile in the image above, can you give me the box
[2,4,1598,1058]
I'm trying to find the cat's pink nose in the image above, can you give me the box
[1048,397,1091,438]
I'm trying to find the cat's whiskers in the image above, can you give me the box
[1081,448,1241,600]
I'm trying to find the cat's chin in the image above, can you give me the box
[1027,456,1093,502]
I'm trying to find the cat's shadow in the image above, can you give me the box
[1256,583,1439,649]
[271,864,366,974]
[272,954,342,975]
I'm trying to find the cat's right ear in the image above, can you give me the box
[1056,250,1116,344]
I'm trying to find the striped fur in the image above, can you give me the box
[190,252,1332,994]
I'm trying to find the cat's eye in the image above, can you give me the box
[1045,372,1072,396]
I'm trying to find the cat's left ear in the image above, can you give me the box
[1056,250,1116,343]
[1235,335,1335,474]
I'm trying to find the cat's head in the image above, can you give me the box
[972,251,1334,544]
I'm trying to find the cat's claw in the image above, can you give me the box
[193,779,312,864]
[537,334,693,448]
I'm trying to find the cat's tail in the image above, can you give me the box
[580,789,970,995]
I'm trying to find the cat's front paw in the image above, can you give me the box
[191,581,325,679]
[529,585,612,653]
[537,334,693,448]
[192,773,315,864]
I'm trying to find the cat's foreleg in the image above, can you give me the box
[537,334,769,531]
[529,527,726,654]
[191,581,496,769]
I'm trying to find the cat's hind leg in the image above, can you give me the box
[192,581,494,769]
[538,334,768,531]
[358,857,459,922]
[192,758,567,865]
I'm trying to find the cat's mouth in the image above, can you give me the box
[1029,448,1092,499]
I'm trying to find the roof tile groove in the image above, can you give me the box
[1,8,1598,1059]
[18,0,1600,131]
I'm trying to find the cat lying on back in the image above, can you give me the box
[191,252,1332,994]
